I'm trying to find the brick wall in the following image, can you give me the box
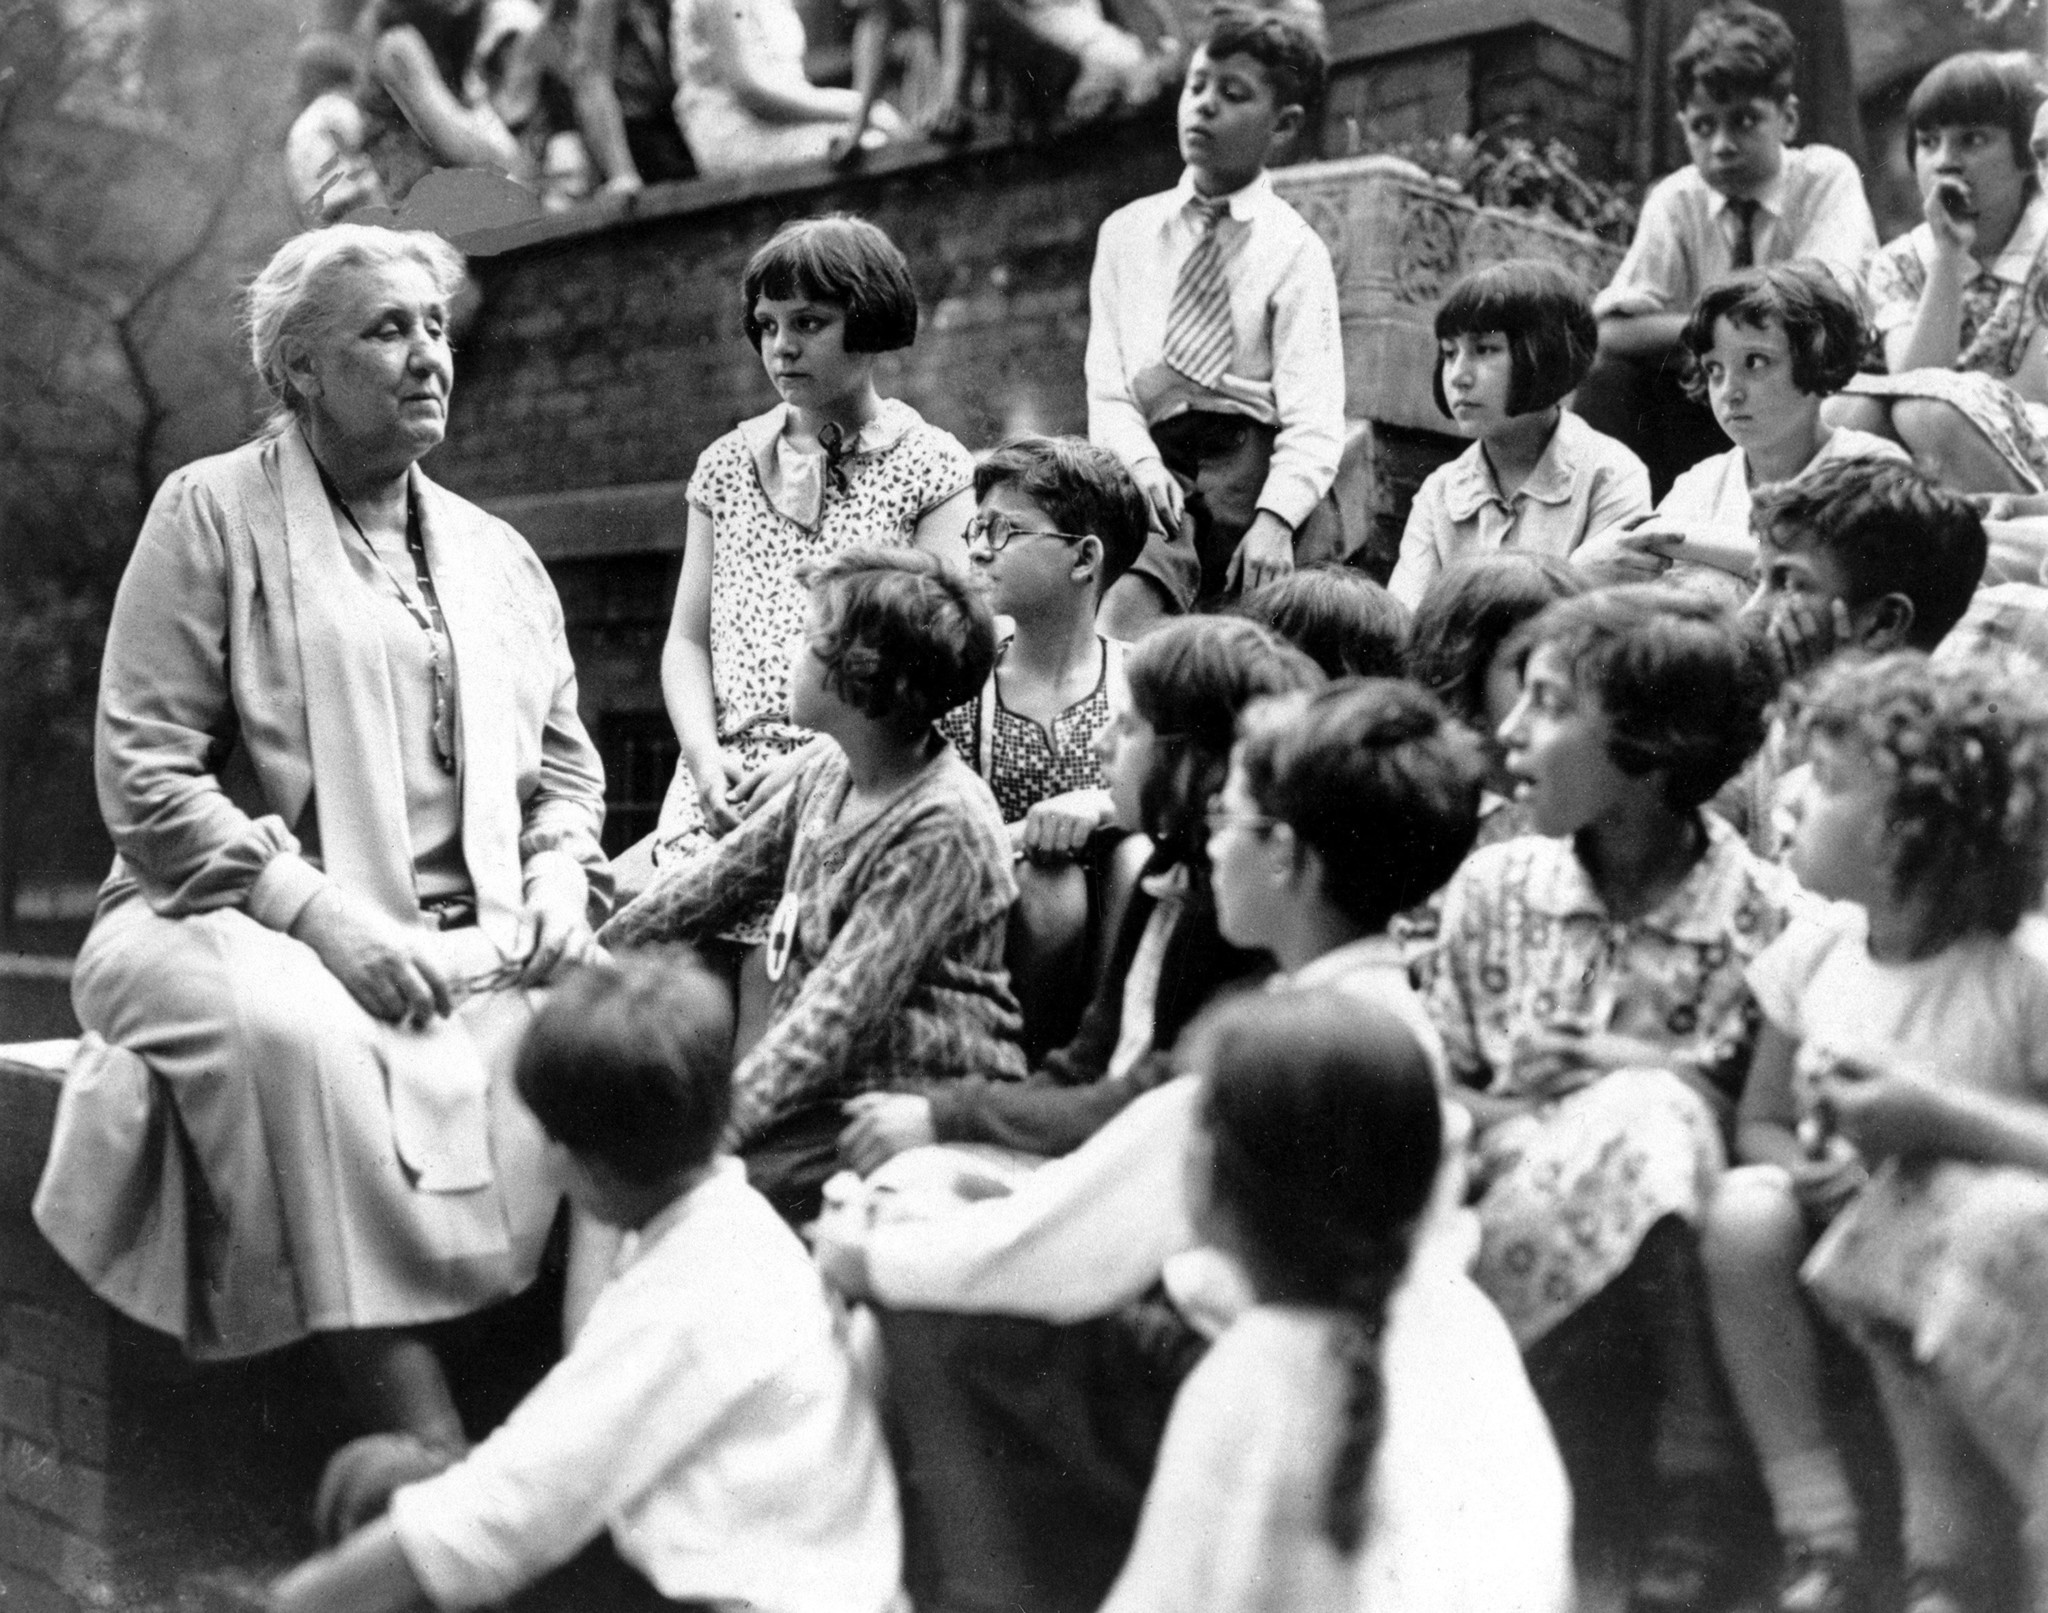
[429,116,1183,508]
[1326,45,1474,155]
[1473,28,1633,181]
[0,1051,116,1613]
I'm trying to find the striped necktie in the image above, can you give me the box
[1163,195,1234,389]
[1728,198,1762,269]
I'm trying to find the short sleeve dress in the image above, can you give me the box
[1843,194,2048,488]
[653,399,972,933]
[1418,816,1806,1345]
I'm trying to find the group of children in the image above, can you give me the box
[268,4,2048,1612]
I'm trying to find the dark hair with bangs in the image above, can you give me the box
[1668,0,1796,106]
[1751,458,1985,651]
[1432,260,1598,421]
[973,436,1148,596]
[1905,51,2045,173]
[741,215,919,353]
[1788,652,2048,946]
[514,951,735,1186]
[1235,680,1484,932]
[1125,615,1323,868]
[1678,263,1868,402]
[797,547,996,732]
[1199,5,1328,118]
[1507,585,1771,810]
[1231,565,1411,680]
[1405,552,1585,731]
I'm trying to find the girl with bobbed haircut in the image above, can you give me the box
[741,214,919,353]
[1234,680,1485,936]
[1123,615,1322,869]
[646,207,973,1046]
[1679,263,1868,404]
[797,546,995,733]
[1430,259,1599,421]
[1903,49,2045,176]
[1506,583,1772,811]
[1390,259,1649,608]
[1099,986,1573,1612]
[1825,51,2048,495]
[245,223,467,432]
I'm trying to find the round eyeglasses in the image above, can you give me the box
[965,511,1095,553]
[1203,804,1282,837]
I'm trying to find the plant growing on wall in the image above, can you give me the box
[1372,130,1641,245]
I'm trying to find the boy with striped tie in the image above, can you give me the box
[1085,6,1345,634]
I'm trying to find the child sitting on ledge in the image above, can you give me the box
[272,952,903,1613]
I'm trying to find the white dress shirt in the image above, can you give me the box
[389,1160,902,1613]
[1086,168,1346,529]
[1595,144,1878,318]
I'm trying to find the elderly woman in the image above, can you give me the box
[34,225,608,1455]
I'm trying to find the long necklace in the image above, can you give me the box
[315,458,458,774]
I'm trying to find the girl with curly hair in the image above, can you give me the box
[1714,651,2048,1613]
[603,548,1024,1225]
[1417,584,1809,1612]
[1587,263,1910,594]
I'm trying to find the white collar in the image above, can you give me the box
[1169,167,1274,224]
[1708,157,1790,222]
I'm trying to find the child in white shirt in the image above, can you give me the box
[1087,6,1344,628]
[272,954,902,1613]
[1103,983,1572,1613]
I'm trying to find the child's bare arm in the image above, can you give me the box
[1733,1021,1806,1173]
[1822,1060,2048,1174]
[1596,311,1688,359]
[273,1520,429,1613]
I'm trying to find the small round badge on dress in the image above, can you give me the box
[765,891,799,983]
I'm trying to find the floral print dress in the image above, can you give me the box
[1419,816,1806,1345]
[1845,192,2048,488]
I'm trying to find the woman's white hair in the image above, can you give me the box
[245,224,468,435]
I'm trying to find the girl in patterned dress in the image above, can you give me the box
[1731,653,2048,1613]
[1420,585,1805,1613]
[1829,53,2048,493]
[651,217,974,1026]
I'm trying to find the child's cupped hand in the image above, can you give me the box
[1814,1056,1947,1160]
[1225,511,1295,594]
[839,1091,937,1176]
[1790,1134,1868,1215]
[1017,788,1114,861]
[1130,458,1187,537]
[1509,1024,1671,1100]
